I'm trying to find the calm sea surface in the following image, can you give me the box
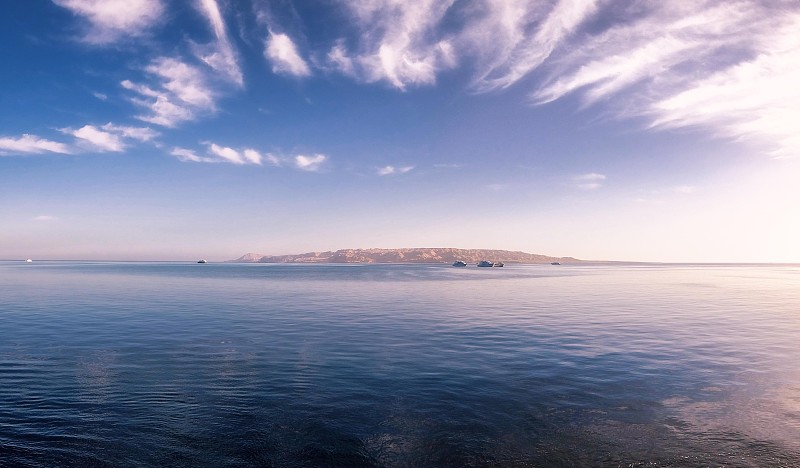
[0,262,799,467]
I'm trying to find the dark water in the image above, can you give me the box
[1,262,799,467]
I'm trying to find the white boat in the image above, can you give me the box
[452,261,467,267]
[25,259,33,263]
[477,260,494,267]
[197,259,207,264]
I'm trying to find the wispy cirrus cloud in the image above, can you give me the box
[33,215,58,222]
[122,57,216,127]
[192,0,243,86]
[377,165,414,176]
[265,32,311,77]
[0,134,72,155]
[321,0,596,91]
[466,0,599,92]
[53,0,164,44]
[311,1,799,156]
[327,0,457,90]
[530,2,800,157]
[648,13,800,158]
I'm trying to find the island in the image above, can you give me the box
[228,248,580,264]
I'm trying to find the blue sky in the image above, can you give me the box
[1,0,799,262]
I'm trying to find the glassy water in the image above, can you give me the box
[1,262,799,466]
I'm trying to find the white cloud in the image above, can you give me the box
[265,32,311,77]
[294,154,327,172]
[68,125,124,151]
[100,123,158,142]
[529,2,800,157]
[243,149,263,165]
[468,0,599,91]
[193,0,243,85]
[33,215,58,222]
[329,0,457,89]
[327,41,355,77]
[122,57,216,127]
[377,165,414,176]
[53,0,164,44]
[574,172,606,190]
[170,147,218,163]
[0,134,71,155]
[169,143,317,167]
[673,186,696,194]
[315,1,799,156]
[323,0,595,91]
[61,123,158,152]
[576,173,606,181]
[208,143,248,165]
[649,13,800,158]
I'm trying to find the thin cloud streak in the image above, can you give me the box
[377,165,414,176]
[100,123,158,142]
[0,134,72,155]
[170,143,326,169]
[193,0,243,86]
[574,172,606,190]
[61,123,158,152]
[470,0,599,92]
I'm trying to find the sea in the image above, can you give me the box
[1,261,799,467]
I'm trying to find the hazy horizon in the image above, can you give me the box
[2,1,799,263]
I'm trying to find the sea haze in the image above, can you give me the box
[1,262,799,466]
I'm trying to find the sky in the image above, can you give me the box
[1,0,799,262]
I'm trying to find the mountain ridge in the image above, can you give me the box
[229,248,581,264]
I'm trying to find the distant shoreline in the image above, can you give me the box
[230,247,583,264]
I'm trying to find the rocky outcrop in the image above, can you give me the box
[229,248,580,264]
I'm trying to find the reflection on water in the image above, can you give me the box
[0,262,799,466]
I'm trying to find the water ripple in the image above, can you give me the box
[1,262,799,466]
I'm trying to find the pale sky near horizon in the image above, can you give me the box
[1,0,799,262]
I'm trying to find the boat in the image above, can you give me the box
[551,262,560,265]
[197,259,207,264]
[25,259,33,263]
[477,260,494,267]
[493,262,504,267]
[452,261,467,267]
